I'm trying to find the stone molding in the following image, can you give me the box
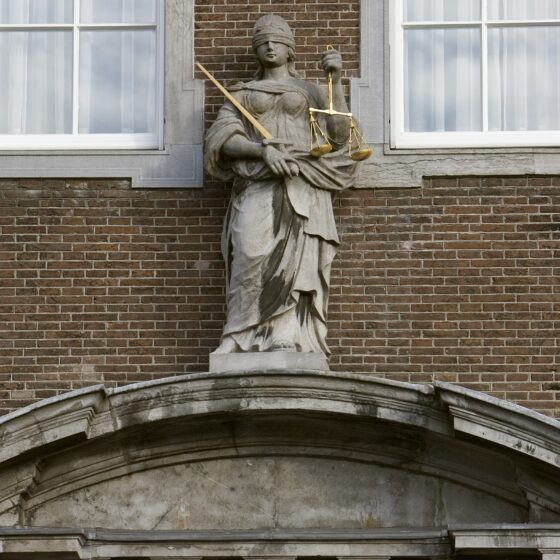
[0,526,451,559]
[2,525,560,558]
[0,372,560,525]
[1,371,558,470]
[452,524,560,552]
[436,382,560,469]
[1,371,560,544]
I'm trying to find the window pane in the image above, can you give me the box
[80,0,156,23]
[488,0,560,20]
[0,31,72,134]
[404,28,481,132]
[488,26,560,131]
[79,30,157,134]
[0,0,72,24]
[404,0,480,22]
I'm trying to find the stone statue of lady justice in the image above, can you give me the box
[204,14,363,370]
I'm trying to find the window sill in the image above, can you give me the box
[383,144,560,156]
[0,143,203,189]
[0,148,169,156]
[0,133,161,151]
[390,131,560,151]
[352,142,560,189]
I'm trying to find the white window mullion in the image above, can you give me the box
[481,0,489,132]
[20,32,29,134]
[121,0,132,133]
[55,30,65,133]
[391,0,405,148]
[72,0,80,136]
[432,27,444,132]
[0,132,159,150]
[0,24,72,30]
[121,32,133,133]
[156,0,165,149]
[486,19,560,27]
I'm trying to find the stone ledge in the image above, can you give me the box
[0,371,558,474]
[0,526,451,558]
[0,526,450,541]
[435,382,560,468]
[3,525,560,558]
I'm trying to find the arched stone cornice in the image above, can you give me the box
[0,371,559,531]
[0,372,558,469]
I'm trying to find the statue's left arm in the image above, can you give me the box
[320,49,351,144]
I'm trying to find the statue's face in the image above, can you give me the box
[255,40,291,68]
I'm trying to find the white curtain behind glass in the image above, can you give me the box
[79,30,156,134]
[488,26,560,131]
[488,0,560,20]
[0,0,72,134]
[79,0,157,134]
[404,0,480,22]
[0,0,72,23]
[404,28,481,132]
[80,0,156,23]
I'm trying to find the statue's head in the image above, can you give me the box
[251,14,299,79]
[252,14,296,51]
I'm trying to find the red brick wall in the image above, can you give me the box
[1,175,559,416]
[329,177,560,415]
[0,1,558,417]
[0,179,227,413]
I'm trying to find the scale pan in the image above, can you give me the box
[310,143,333,157]
[350,147,372,161]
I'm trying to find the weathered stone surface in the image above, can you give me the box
[0,526,451,559]
[0,385,105,464]
[2,525,560,559]
[452,526,560,552]
[352,147,538,189]
[0,371,558,553]
[209,351,328,374]
[29,457,443,530]
[436,381,560,469]
[16,410,529,527]
[0,507,18,527]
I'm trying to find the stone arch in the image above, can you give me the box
[0,372,559,558]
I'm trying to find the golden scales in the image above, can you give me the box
[308,46,372,161]
[197,51,372,161]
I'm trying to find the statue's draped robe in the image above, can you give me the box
[205,78,358,354]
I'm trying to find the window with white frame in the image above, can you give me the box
[0,0,164,150]
[391,0,560,148]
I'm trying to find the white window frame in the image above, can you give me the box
[390,0,560,149]
[0,0,165,151]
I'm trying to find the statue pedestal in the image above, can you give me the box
[209,352,328,374]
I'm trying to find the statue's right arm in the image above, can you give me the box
[222,135,299,178]
[221,134,265,159]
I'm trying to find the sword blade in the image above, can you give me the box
[196,62,274,141]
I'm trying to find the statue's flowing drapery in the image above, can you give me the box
[205,79,358,354]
